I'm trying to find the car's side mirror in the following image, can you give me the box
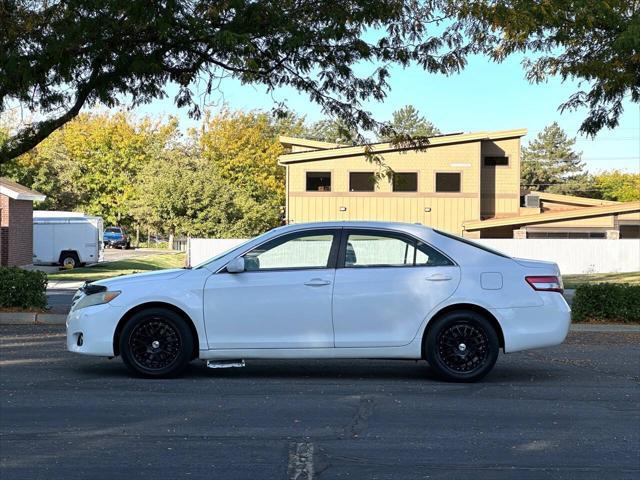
[226,257,245,273]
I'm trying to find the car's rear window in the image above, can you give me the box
[433,229,511,258]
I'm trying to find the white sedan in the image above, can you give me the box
[66,221,571,382]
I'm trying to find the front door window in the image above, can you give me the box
[244,232,336,271]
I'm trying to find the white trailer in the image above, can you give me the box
[33,211,104,268]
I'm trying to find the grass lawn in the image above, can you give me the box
[563,271,640,289]
[47,253,186,282]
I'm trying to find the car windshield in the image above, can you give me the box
[433,229,511,258]
[105,227,121,233]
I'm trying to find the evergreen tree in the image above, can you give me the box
[378,105,440,141]
[521,122,589,194]
[303,119,358,145]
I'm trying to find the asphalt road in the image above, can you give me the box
[1,326,638,479]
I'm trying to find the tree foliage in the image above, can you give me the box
[3,108,297,238]
[303,119,359,145]
[0,0,467,163]
[129,153,255,239]
[450,0,640,137]
[592,171,640,201]
[3,1,636,162]
[192,109,299,235]
[0,112,179,224]
[521,122,590,195]
[378,105,440,142]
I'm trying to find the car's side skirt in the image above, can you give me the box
[198,342,422,360]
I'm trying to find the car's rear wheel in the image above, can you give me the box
[119,308,193,378]
[425,310,499,382]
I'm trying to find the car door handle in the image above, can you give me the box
[304,278,331,287]
[425,273,452,281]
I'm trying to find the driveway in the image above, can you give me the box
[1,326,638,479]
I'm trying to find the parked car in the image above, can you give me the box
[104,226,130,249]
[33,211,104,269]
[66,221,570,381]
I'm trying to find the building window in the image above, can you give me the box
[392,172,418,192]
[435,172,461,192]
[306,172,331,192]
[484,156,509,166]
[349,172,375,192]
[527,231,607,239]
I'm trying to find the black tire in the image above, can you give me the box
[59,251,80,269]
[119,308,194,378]
[425,310,499,382]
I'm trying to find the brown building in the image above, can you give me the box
[278,132,640,238]
[0,178,46,267]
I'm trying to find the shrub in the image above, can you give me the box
[572,283,640,323]
[0,267,48,309]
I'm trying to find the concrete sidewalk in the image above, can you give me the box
[47,280,86,290]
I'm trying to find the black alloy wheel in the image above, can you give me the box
[120,308,193,378]
[425,310,499,382]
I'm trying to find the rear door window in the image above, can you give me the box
[340,230,453,268]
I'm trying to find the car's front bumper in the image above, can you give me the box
[66,303,126,357]
[104,239,127,247]
[495,292,571,353]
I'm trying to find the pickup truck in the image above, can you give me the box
[104,226,131,249]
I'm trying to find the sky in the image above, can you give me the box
[136,53,640,174]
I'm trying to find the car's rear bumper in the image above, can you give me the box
[66,304,125,357]
[494,292,571,353]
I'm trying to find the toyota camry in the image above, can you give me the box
[66,221,571,381]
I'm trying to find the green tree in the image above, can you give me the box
[129,153,253,240]
[0,112,178,224]
[3,1,635,162]
[0,1,464,163]
[521,122,590,195]
[450,0,639,136]
[593,171,640,201]
[193,109,296,235]
[303,119,359,145]
[378,105,440,142]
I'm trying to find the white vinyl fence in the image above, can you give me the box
[187,238,247,267]
[187,237,640,275]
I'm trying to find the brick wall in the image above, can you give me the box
[0,194,34,267]
[0,194,8,266]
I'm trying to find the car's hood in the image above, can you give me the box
[104,232,123,238]
[94,268,188,288]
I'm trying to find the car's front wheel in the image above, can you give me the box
[119,308,194,378]
[425,310,499,382]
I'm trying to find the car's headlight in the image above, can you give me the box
[74,291,121,310]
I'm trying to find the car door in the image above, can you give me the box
[332,228,460,347]
[204,228,340,349]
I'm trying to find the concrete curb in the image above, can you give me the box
[0,312,66,325]
[569,323,640,333]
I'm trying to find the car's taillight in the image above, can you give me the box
[525,276,564,293]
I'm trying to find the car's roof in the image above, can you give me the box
[275,221,433,232]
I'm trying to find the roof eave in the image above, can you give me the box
[0,186,46,202]
[278,128,528,164]
[463,201,640,231]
